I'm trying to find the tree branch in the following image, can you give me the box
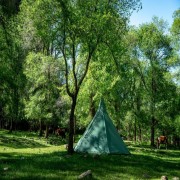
[61,23,73,98]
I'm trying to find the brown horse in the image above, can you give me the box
[157,136,168,149]
[55,128,66,139]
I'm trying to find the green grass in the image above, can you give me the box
[0,130,179,180]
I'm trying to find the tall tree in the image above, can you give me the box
[171,8,180,83]
[20,0,141,154]
[171,8,180,42]
[0,1,26,131]
[135,18,174,146]
[24,52,61,137]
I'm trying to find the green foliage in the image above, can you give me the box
[24,52,61,125]
[174,116,180,135]
[117,18,180,143]
[0,4,26,129]
[171,9,180,40]
[170,9,180,84]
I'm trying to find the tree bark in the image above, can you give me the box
[138,124,142,142]
[0,104,3,129]
[150,67,156,147]
[134,119,137,142]
[39,119,43,136]
[45,124,49,138]
[90,93,96,118]
[74,115,76,143]
[128,124,131,141]
[150,116,156,146]
[68,96,77,154]
[9,118,13,133]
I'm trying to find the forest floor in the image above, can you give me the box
[0,130,179,180]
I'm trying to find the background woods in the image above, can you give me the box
[0,0,179,154]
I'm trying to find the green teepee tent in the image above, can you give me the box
[74,99,130,154]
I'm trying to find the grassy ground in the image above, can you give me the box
[0,130,179,180]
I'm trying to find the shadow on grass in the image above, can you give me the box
[0,135,47,148]
[0,149,179,180]
[129,145,180,158]
[0,130,66,148]
[0,131,179,179]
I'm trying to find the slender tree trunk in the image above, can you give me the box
[150,66,156,147]
[135,96,140,142]
[138,124,142,142]
[114,101,121,131]
[150,116,155,146]
[9,118,13,133]
[45,124,49,138]
[39,119,43,136]
[128,124,131,141]
[90,93,96,118]
[68,96,77,154]
[134,119,137,142]
[74,115,76,143]
[9,88,19,133]
[0,104,3,129]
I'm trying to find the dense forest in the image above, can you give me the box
[0,0,179,154]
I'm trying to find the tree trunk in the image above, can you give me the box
[68,96,77,154]
[150,116,155,146]
[135,96,140,142]
[150,67,156,147]
[9,118,13,133]
[114,101,121,131]
[128,124,131,141]
[90,94,96,118]
[39,119,43,136]
[45,124,49,138]
[134,119,137,142]
[0,104,3,129]
[74,115,76,143]
[138,124,142,142]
